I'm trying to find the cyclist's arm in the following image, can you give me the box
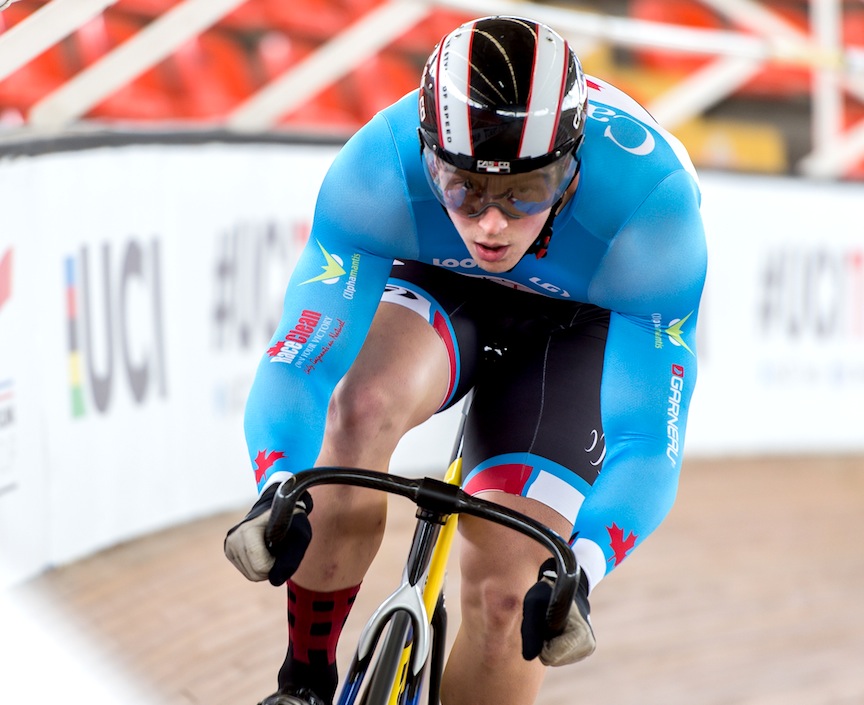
[597,169,707,465]
[243,113,419,493]
[577,170,707,583]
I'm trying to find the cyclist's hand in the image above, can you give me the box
[521,557,596,666]
[224,483,313,586]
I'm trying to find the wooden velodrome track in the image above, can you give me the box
[10,455,864,705]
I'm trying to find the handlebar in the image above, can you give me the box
[265,467,579,634]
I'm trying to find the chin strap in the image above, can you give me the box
[526,210,557,259]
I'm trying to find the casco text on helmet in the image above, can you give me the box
[418,16,588,175]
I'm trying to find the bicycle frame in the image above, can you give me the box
[385,403,466,705]
[362,455,462,705]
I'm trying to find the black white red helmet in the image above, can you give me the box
[418,15,588,175]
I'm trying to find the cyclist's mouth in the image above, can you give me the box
[475,241,509,263]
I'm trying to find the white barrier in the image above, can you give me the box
[0,140,335,585]
[689,173,864,454]
[0,137,862,585]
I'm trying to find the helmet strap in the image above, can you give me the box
[526,212,556,259]
[524,152,581,260]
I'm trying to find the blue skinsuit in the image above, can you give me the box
[244,77,707,587]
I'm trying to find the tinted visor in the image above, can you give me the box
[422,147,578,219]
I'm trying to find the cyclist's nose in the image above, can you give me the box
[475,204,509,233]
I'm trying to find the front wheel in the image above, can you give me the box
[361,610,414,705]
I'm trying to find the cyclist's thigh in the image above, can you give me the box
[337,300,450,426]
[461,305,611,532]
[382,260,487,410]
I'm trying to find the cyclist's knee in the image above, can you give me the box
[309,483,386,537]
[481,581,524,634]
[462,577,525,658]
[326,378,400,442]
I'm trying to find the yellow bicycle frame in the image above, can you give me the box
[387,455,462,705]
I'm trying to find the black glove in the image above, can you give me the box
[224,483,313,586]
[521,557,596,666]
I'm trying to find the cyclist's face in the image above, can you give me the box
[448,201,550,273]
[423,149,579,272]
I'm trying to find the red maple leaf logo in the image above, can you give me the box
[607,523,638,566]
[267,340,285,357]
[254,449,285,483]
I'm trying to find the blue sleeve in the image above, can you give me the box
[573,169,706,573]
[599,167,706,476]
[588,169,705,313]
[242,114,419,492]
[312,112,421,261]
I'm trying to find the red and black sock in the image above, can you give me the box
[277,580,361,703]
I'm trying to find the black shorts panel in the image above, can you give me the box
[387,260,610,488]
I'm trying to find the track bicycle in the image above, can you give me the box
[264,400,580,705]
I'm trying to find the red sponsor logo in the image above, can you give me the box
[268,310,322,364]
[303,318,345,375]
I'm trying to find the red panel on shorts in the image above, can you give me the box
[464,463,533,496]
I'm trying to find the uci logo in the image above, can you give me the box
[65,238,167,417]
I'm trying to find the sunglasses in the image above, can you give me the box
[422,148,578,219]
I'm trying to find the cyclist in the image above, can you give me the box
[225,15,707,705]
